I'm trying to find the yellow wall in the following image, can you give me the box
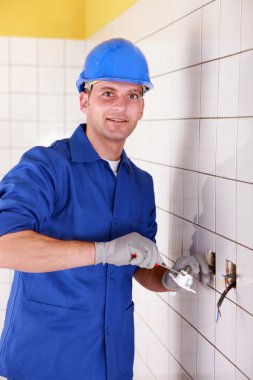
[0,0,138,39]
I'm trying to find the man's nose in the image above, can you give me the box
[112,96,127,110]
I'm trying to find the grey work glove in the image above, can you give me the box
[95,232,163,269]
[162,255,211,292]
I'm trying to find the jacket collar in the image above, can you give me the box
[69,124,132,171]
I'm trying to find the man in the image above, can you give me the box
[0,38,209,380]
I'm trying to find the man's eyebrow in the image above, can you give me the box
[97,86,142,94]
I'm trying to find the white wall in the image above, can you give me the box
[88,0,253,379]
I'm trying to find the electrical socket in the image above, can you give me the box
[206,249,216,275]
[225,260,236,287]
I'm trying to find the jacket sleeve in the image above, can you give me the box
[0,147,58,236]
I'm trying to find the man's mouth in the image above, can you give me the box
[106,117,128,123]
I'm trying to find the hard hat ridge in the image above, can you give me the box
[76,38,153,94]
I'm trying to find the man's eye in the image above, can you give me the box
[129,94,138,100]
[103,91,113,97]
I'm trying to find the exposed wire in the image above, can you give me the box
[216,280,236,322]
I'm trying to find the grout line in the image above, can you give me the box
[133,350,156,380]
[135,310,194,380]
[131,157,253,185]
[154,293,250,379]
[150,48,253,80]
[135,1,216,46]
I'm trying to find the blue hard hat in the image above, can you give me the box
[76,38,153,93]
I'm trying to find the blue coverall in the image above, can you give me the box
[0,124,157,380]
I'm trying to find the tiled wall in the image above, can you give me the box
[0,37,86,329]
[88,0,253,379]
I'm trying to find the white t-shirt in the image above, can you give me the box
[105,159,121,176]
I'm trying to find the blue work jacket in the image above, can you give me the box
[0,125,157,380]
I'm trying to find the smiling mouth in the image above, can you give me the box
[106,117,128,123]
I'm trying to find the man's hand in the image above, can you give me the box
[95,232,163,269]
[162,255,210,292]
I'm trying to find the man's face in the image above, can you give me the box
[79,81,144,145]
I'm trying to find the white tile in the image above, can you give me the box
[237,182,253,248]
[236,307,253,379]
[215,350,236,380]
[128,120,149,161]
[170,168,184,217]
[237,244,253,315]
[201,60,219,117]
[65,40,86,67]
[138,27,173,77]
[0,37,9,64]
[38,39,64,66]
[0,95,9,119]
[183,119,199,171]
[0,269,10,283]
[10,66,37,93]
[184,66,201,119]
[65,94,84,122]
[146,327,170,379]
[156,165,170,212]
[156,209,170,258]
[38,122,65,146]
[220,0,242,56]
[148,293,170,351]
[199,119,217,175]
[183,220,198,257]
[218,55,240,117]
[198,174,215,231]
[182,320,197,379]
[236,369,249,380]
[149,120,171,166]
[239,51,253,117]
[0,283,11,310]
[134,352,155,380]
[196,333,214,380]
[11,94,37,121]
[38,95,64,122]
[149,74,173,120]
[0,148,10,174]
[168,307,182,363]
[215,236,236,302]
[216,178,236,241]
[0,122,10,148]
[38,67,64,94]
[134,313,148,363]
[10,122,38,148]
[237,118,253,182]
[66,67,81,94]
[183,171,198,223]
[10,148,26,167]
[171,70,186,119]
[216,118,237,179]
[172,10,201,70]
[201,0,220,61]
[0,66,9,93]
[215,296,236,363]
[169,214,183,261]
[170,120,184,168]
[241,0,253,50]
[10,37,37,65]
[197,283,216,344]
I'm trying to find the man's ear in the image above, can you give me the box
[79,92,89,113]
